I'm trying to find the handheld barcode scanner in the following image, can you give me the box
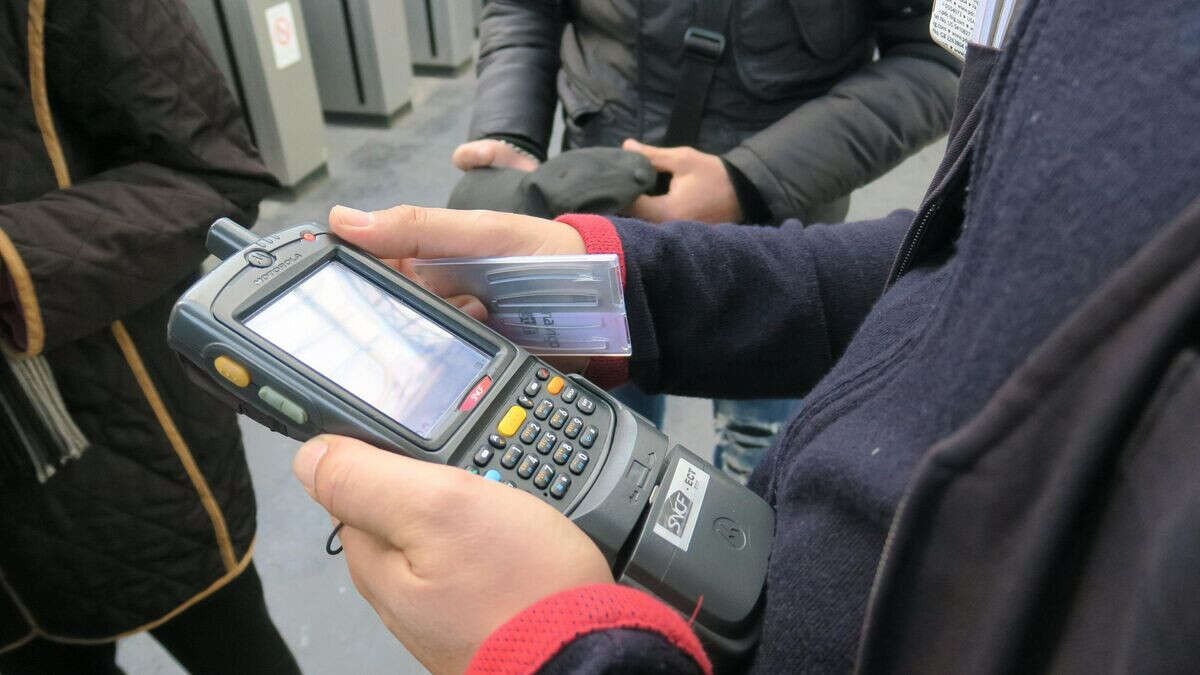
[168,219,773,665]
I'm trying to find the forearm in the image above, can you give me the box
[563,211,912,398]
[468,0,566,159]
[0,162,255,354]
[725,45,958,220]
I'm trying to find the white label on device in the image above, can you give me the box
[266,2,302,70]
[930,0,978,61]
[653,458,710,552]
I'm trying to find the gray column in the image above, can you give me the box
[183,0,328,186]
[301,0,414,118]
[404,0,475,69]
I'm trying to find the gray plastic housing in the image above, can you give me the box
[618,445,774,665]
[168,219,773,662]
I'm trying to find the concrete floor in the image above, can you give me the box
[116,66,946,674]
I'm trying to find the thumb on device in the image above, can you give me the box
[293,435,455,551]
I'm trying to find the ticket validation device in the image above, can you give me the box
[168,219,773,663]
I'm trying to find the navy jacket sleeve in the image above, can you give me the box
[613,211,913,398]
[537,629,705,675]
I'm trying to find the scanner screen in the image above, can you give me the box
[245,261,490,438]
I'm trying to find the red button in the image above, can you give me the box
[302,232,316,241]
[459,376,492,411]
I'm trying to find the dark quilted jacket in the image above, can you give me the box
[469,0,960,222]
[0,0,277,644]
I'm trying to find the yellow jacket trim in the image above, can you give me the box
[0,0,63,358]
[0,540,256,651]
[26,0,70,191]
[0,228,44,358]
[111,320,239,571]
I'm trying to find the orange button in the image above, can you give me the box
[497,406,527,437]
[213,356,250,388]
[546,376,565,395]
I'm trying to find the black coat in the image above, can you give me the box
[468,0,960,222]
[0,0,277,644]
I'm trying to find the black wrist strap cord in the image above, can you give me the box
[327,522,345,555]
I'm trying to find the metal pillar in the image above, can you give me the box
[404,0,475,69]
[184,0,328,186]
[301,0,414,118]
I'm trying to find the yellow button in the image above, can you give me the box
[497,406,527,437]
[547,376,565,395]
[213,355,250,388]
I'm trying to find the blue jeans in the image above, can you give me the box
[609,382,666,427]
[713,397,803,484]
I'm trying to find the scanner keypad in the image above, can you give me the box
[460,361,611,506]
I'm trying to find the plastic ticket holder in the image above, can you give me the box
[410,256,632,357]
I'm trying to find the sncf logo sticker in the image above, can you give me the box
[653,458,709,552]
[659,490,692,537]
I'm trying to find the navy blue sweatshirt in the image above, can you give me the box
[470,0,1200,672]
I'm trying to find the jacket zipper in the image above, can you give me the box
[890,197,943,285]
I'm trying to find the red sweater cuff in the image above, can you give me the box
[467,584,712,675]
[555,214,630,388]
[555,213,626,284]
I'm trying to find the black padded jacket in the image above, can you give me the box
[0,0,277,645]
[468,0,960,222]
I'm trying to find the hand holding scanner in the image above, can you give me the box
[168,218,774,665]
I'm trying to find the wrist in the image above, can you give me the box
[468,584,712,675]
[482,133,546,163]
[553,214,630,389]
[720,157,772,224]
[554,214,625,284]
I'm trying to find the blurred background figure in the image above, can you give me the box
[0,1,295,672]
[451,0,960,480]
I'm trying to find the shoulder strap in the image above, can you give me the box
[661,0,736,148]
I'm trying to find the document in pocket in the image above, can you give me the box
[931,0,1027,60]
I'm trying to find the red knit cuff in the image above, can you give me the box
[555,214,625,285]
[555,214,631,388]
[467,584,712,675]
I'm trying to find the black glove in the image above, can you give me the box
[447,147,655,218]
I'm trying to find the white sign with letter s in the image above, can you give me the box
[265,2,302,70]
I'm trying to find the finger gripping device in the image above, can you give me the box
[169,219,773,664]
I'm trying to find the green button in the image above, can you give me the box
[258,386,308,425]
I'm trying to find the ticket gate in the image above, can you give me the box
[301,0,414,119]
[404,0,475,70]
[184,0,327,187]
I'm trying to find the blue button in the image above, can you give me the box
[484,469,502,482]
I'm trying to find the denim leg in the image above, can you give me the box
[713,398,803,484]
[609,382,666,428]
